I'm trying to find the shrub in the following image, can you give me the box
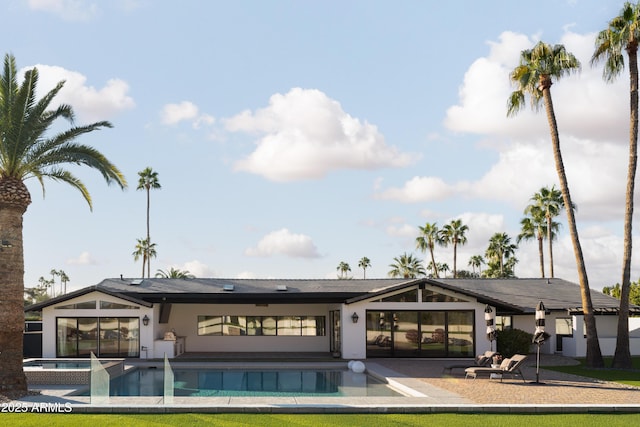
[496,328,533,358]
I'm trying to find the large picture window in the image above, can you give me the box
[198,315,325,336]
[56,317,140,357]
[366,310,474,358]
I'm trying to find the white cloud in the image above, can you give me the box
[179,260,216,278]
[28,0,100,21]
[66,251,97,265]
[24,64,134,122]
[375,176,470,203]
[245,228,321,258]
[226,88,414,181]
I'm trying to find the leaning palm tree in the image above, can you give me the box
[591,1,640,369]
[416,222,441,278]
[155,267,195,279]
[388,253,426,279]
[440,219,468,278]
[508,41,604,367]
[137,167,161,278]
[0,53,127,395]
[358,256,371,279]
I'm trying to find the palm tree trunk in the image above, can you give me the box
[537,234,545,278]
[542,81,604,368]
[146,188,151,278]
[429,247,439,278]
[452,241,457,278]
[0,179,30,395]
[546,214,554,278]
[613,45,639,369]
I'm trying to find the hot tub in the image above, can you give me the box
[23,358,125,385]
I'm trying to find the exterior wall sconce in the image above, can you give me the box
[351,312,359,323]
[142,315,150,326]
[0,240,12,250]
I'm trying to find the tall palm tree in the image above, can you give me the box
[529,186,566,278]
[508,41,604,367]
[416,222,441,278]
[137,167,161,278]
[155,268,195,279]
[468,255,485,277]
[0,53,126,395]
[591,1,640,369]
[358,257,371,279]
[440,219,468,278]
[485,232,518,277]
[388,252,426,279]
[336,261,351,279]
[58,270,70,295]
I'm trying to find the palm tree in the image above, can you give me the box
[358,257,371,279]
[133,238,156,278]
[58,270,70,295]
[508,41,604,367]
[336,261,351,279]
[155,268,195,279]
[416,222,441,278]
[137,167,161,278]
[485,232,518,277]
[518,207,554,278]
[440,219,468,278]
[388,253,426,278]
[529,186,566,278]
[591,1,640,369]
[468,255,485,277]
[0,53,126,395]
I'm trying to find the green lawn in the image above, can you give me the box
[2,413,640,427]
[545,356,640,387]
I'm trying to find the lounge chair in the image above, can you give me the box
[442,350,496,374]
[464,354,528,382]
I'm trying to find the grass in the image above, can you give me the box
[3,413,640,427]
[545,356,640,387]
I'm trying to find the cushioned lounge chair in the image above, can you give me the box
[464,354,528,382]
[442,350,496,374]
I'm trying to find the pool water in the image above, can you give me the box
[83,368,402,397]
[24,361,97,370]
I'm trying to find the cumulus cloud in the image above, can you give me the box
[66,251,98,265]
[226,88,414,181]
[24,64,134,122]
[245,228,321,258]
[28,0,100,21]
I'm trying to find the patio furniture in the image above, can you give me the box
[442,350,496,374]
[464,354,528,382]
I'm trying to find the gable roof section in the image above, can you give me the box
[25,285,153,311]
[433,278,640,315]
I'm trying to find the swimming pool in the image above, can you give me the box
[80,368,403,397]
[23,358,125,385]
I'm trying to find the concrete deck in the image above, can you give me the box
[12,355,640,414]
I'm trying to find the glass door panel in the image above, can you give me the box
[393,311,419,356]
[56,318,78,357]
[447,311,474,357]
[366,311,392,357]
[420,311,446,357]
[77,318,98,357]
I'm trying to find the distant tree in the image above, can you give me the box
[604,281,640,306]
[440,219,468,278]
[137,167,161,278]
[133,238,157,278]
[529,186,566,278]
[455,270,478,279]
[468,255,485,277]
[427,261,449,278]
[416,222,442,278]
[485,232,518,278]
[155,268,195,279]
[337,261,351,279]
[388,253,426,279]
[358,257,371,279]
[59,270,70,295]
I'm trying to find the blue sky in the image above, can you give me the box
[2,0,636,293]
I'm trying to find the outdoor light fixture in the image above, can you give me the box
[0,240,12,250]
[351,312,359,323]
[142,315,150,326]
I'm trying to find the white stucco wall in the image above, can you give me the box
[40,291,154,358]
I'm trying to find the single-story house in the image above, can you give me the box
[25,277,640,359]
